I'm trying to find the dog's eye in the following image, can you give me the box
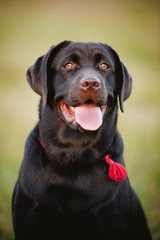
[100,63,109,70]
[64,62,74,69]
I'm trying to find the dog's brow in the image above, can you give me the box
[59,52,81,67]
[67,53,81,62]
[92,51,115,70]
[94,52,111,65]
[94,53,105,62]
[52,52,80,70]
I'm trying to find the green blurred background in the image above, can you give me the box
[0,0,160,239]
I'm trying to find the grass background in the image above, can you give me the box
[0,0,160,239]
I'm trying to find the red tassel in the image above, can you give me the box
[104,155,128,182]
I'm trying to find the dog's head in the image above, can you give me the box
[27,41,132,131]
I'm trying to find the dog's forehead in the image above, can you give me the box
[67,41,103,51]
[52,42,114,68]
[60,42,110,56]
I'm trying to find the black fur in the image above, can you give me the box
[12,41,152,240]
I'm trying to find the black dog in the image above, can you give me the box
[12,41,152,240]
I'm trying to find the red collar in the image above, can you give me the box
[38,139,127,182]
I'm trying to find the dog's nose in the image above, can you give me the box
[80,77,101,91]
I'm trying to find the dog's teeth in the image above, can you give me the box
[70,107,75,111]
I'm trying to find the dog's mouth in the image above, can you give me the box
[60,100,107,131]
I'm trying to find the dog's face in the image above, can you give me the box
[27,41,132,132]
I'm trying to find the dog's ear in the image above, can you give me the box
[26,41,71,106]
[109,47,132,112]
[118,61,132,112]
[101,44,132,112]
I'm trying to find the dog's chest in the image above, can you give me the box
[45,165,118,213]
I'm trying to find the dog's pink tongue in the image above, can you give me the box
[75,103,102,131]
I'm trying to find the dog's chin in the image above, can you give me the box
[59,101,107,132]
